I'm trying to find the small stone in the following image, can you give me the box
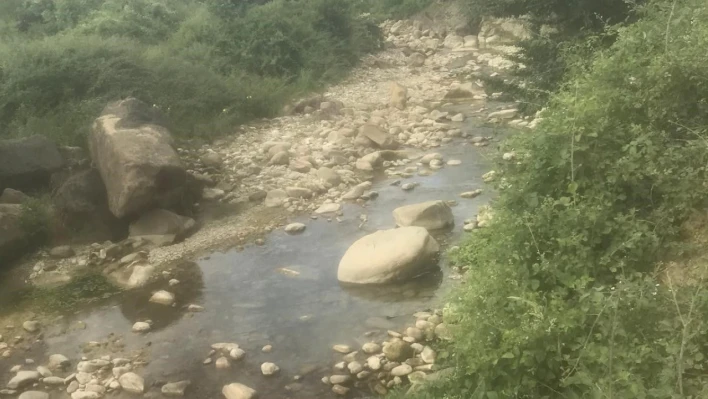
[229,348,246,360]
[262,345,273,353]
[406,327,424,341]
[187,304,204,312]
[76,372,91,384]
[169,279,180,286]
[329,375,351,385]
[10,365,21,373]
[42,376,64,385]
[215,357,231,369]
[383,340,414,362]
[447,159,462,166]
[411,343,424,353]
[391,364,413,376]
[222,383,257,399]
[261,362,280,376]
[22,321,40,333]
[67,381,79,394]
[332,385,350,396]
[362,342,381,354]
[356,370,371,380]
[132,322,151,333]
[284,223,306,234]
[149,290,175,306]
[334,362,347,371]
[203,358,212,365]
[401,183,417,191]
[118,372,145,394]
[460,189,483,199]
[71,392,100,399]
[347,361,363,375]
[332,344,352,354]
[367,356,382,371]
[7,370,41,389]
[421,346,436,363]
[162,380,190,397]
[36,366,52,377]
[451,113,465,122]
[342,351,359,363]
[18,392,49,399]
[85,384,106,395]
[315,203,341,214]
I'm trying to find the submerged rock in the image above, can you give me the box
[222,383,256,399]
[392,200,454,230]
[149,290,175,306]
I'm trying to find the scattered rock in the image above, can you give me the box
[7,370,41,389]
[284,223,306,234]
[338,227,440,284]
[447,159,462,166]
[391,364,413,377]
[187,304,204,312]
[118,372,145,394]
[149,290,175,306]
[222,383,257,399]
[261,362,280,376]
[132,322,151,333]
[42,376,64,385]
[264,189,287,208]
[347,361,364,375]
[201,152,223,168]
[18,392,49,399]
[229,348,246,360]
[22,321,40,333]
[421,346,436,364]
[329,375,351,385]
[71,392,100,399]
[393,200,454,230]
[401,183,418,191]
[383,340,414,362]
[367,356,382,371]
[317,167,342,186]
[408,52,426,67]
[362,343,381,354]
[162,380,190,397]
[460,189,483,199]
[35,366,51,378]
[450,113,465,122]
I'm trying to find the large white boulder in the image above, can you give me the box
[393,200,454,230]
[338,227,440,284]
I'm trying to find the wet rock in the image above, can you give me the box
[261,362,280,376]
[332,385,350,396]
[132,322,151,333]
[22,321,40,333]
[264,189,287,208]
[341,182,372,200]
[229,348,246,360]
[118,372,144,394]
[447,160,462,166]
[18,392,49,399]
[71,392,100,399]
[162,380,190,397]
[460,189,482,199]
[222,383,257,399]
[202,188,225,201]
[390,82,408,110]
[36,366,51,378]
[358,125,398,150]
[393,200,454,231]
[333,362,346,372]
[149,290,175,306]
[0,188,28,204]
[338,227,440,284]
[421,346,436,364]
[10,365,20,373]
[284,223,306,235]
[215,357,231,369]
[315,203,341,214]
[362,343,381,354]
[329,375,351,385]
[129,209,196,240]
[261,345,273,353]
[212,343,240,352]
[42,376,64,385]
[187,304,204,312]
[420,153,443,165]
[406,327,424,341]
[391,364,413,377]
[383,341,414,362]
[502,152,516,161]
[332,345,352,354]
[316,167,342,186]
[285,187,312,199]
[7,370,41,389]
[367,356,382,371]
[0,135,64,192]
[488,109,518,120]
[401,183,417,191]
[90,98,186,218]
[347,361,363,375]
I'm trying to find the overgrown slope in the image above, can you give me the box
[405,0,708,397]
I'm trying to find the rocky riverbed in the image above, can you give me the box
[0,12,535,399]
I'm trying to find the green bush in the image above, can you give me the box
[407,0,708,397]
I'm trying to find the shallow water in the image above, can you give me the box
[0,111,501,398]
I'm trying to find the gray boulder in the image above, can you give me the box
[393,200,454,230]
[129,209,196,242]
[89,98,186,218]
[0,135,64,192]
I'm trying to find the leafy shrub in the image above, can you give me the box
[407,0,708,397]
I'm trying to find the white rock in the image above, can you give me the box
[347,361,363,375]
[7,370,40,389]
[162,380,190,397]
[367,356,382,371]
[42,376,64,385]
[284,223,306,234]
[421,346,436,364]
[450,113,464,122]
[229,348,246,361]
[187,304,204,312]
[447,159,462,166]
[18,391,48,399]
[132,322,151,333]
[362,342,381,354]
[35,366,51,378]
[118,372,144,394]
[332,345,352,354]
[22,321,40,333]
[222,383,257,399]
[149,290,175,306]
[488,109,518,120]
[261,362,280,376]
[215,357,231,369]
[391,364,413,376]
[393,200,454,230]
[338,227,440,284]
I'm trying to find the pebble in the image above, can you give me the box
[332,385,350,396]
[261,362,280,376]
[215,357,231,369]
[162,380,191,397]
[132,321,151,333]
[460,189,483,199]
[367,356,382,371]
[67,381,79,394]
[334,361,347,371]
[36,366,51,377]
[329,375,351,385]
[347,361,363,375]
[229,348,246,360]
[447,159,462,166]
[149,290,175,306]
[187,304,204,312]
[332,344,351,354]
[118,372,145,394]
[284,223,306,234]
[222,383,257,399]
[42,376,64,385]
[22,321,40,333]
[169,279,180,286]
[261,345,273,353]
[362,342,381,354]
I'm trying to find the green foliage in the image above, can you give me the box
[407,0,708,397]
[19,197,53,243]
[0,0,389,145]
